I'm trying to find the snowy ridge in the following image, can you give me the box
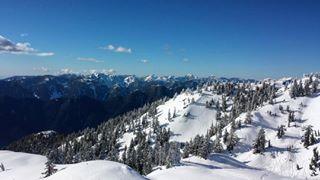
[0,151,145,180]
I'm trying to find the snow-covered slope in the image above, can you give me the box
[0,150,291,180]
[117,74,320,179]
[119,90,221,148]
[0,151,145,180]
[46,160,145,180]
[231,90,320,179]
[0,150,47,180]
[156,91,218,142]
[148,154,291,180]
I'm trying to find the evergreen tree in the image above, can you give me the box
[312,80,319,93]
[277,125,285,139]
[223,129,229,144]
[287,112,295,127]
[42,159,57,177]
[226,127,238,152]
[213,133,223,153]
[199,134,212,159]
[290,80,298,98]
[166,142,181,168]
[142,146,153,175]
[168,110,171,121]
[244,111,252,124]
[221,95,227,112]
[304,125,316,148]
[310,148,320,176]
[122,146,127,164]
[0,163,5,172]
[253,128,266,154]
[182,142,191,158]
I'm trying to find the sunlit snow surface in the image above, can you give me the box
[0,151,145,180]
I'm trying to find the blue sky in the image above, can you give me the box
[0,0,319,79]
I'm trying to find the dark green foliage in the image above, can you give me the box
[277,125,285,139]
[310,148,320,176]
[304,125,316,148]
[253,128,266,154]
[42,160,57,177]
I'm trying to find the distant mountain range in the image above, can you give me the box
[0,73,256,147]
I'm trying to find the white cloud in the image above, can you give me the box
[115,46,132,53]
[141,59,149,63]
[77,57,103,63]
[36,52,54,57]
[101,44,132,53]
[0,35,54,57]
[106,45,115,50]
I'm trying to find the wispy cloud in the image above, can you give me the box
[77,57,103,63]
[101,44,132,53]
[163,44,172,55]
[83,68,116,75]
[140,59,149,63]
[102,68,116,74]
[182,58,189,62]
[58,68,73,74]
[20,33,28,37]
[0,35,54,57]
[37,52,55,57]
[33,67,49,72]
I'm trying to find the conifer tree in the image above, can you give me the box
[199,134,212,159]
[310,148,320,176]
[226,127,238,152]
[304,125,316,148]
[42,159,57,177]
[213,133,223,153]
[244,111,252,124]
[0,163,5,172]
[182,142,191,158]
[166,142,181,168]
[253,128,266,154]
[277,125,285,139]
[223,129,229,144]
